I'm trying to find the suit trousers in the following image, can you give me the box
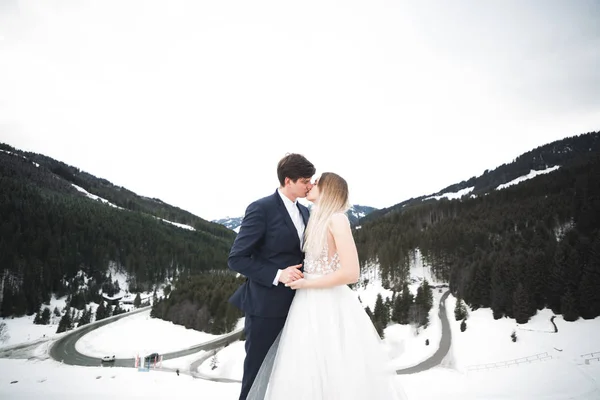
[239,314,286,400]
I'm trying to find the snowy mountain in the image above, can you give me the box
[214,204,377,232]
[213,216,244,233]
[363,130,600,222]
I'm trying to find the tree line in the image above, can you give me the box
[355,136,600,324]
[0,147,235,319]
[150,272,243,335]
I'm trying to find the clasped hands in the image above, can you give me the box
[279,264,307,290]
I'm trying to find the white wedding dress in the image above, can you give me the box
[247,242,407,400]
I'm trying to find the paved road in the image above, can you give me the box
[49,306,152,367]
[49,306,243,368]
[396,290,452,375]
[4,290,451,381]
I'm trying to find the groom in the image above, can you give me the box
[228,153,315,400]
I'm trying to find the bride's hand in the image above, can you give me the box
[285,278,308,290]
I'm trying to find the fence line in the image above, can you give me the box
[580,351,600,359]
[580,351,600,364]
[466,352,552,372]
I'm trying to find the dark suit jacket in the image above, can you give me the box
[228,190,309,318]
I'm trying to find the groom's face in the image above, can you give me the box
[287,177,313,199]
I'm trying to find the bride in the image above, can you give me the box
[247,172,407,400]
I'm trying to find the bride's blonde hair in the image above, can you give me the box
[303,172,351,257]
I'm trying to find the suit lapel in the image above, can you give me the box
[298,204,309,227]
[274,191,301,248]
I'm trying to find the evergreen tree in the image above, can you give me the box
[512,283,532,324]
[454,298,468,321]
[56,308,73,333]
[149,273,243,334]
[133,293,142,308]
[397,283,413,324]
[460,319,467,332]
[41,307,51,325]
[78,307,92,327]
[561,290,579,322]
[113,303,126,316]
[413,279,433,327]
[373,293,389,329]
[95,301,107,321]
[392,292,403,323]
[53,307,61,317]
[579,232,600,319]
[33,310,42,325]
[468,258,492,309]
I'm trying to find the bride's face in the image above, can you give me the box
[306,178,320,202]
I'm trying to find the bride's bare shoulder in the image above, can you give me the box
[330,213,350,229]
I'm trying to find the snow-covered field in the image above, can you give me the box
[1,252,599,399]
[75,309,218,359]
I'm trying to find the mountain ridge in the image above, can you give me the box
[214,204,377,232]
[362,130,600,223]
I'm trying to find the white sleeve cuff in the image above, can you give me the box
[273,269,282,286]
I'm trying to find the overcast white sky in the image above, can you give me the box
[1,0,599,221]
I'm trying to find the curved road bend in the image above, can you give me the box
[50,306,243,368]
[0,307,152,360]
[50,306,152,367]
[191,289,452,381]
[396,290,451,375]
[48,290,450,377]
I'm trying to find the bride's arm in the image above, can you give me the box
[288,213,360,289]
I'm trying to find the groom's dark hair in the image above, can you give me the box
[277,153,316,186]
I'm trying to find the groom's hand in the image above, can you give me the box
[278,264,303,285]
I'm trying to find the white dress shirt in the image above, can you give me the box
[273,189,305,285]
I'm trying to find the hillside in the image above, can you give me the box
[355,131,600,324]
[0,143,236,318]
[363,131,600,223]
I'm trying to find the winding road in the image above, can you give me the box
[396,290,451,375]
[49,307,243,368]
[1,289,452,382]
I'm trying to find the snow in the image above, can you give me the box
[0,295,67,348]
[158,218,195,231]
[71,184,122,209]
[424,186,475,201]
[196,341,245,379]
[2,258,600,399]
[75,309,218,359]
[496,165,560,190]
[0,359,241,400]
[446,295,600,370]
[70,186,196,231]
[0,148,40,168]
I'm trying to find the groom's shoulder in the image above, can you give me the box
[249,191,278,209]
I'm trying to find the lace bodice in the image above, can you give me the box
[304,242,341,276]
